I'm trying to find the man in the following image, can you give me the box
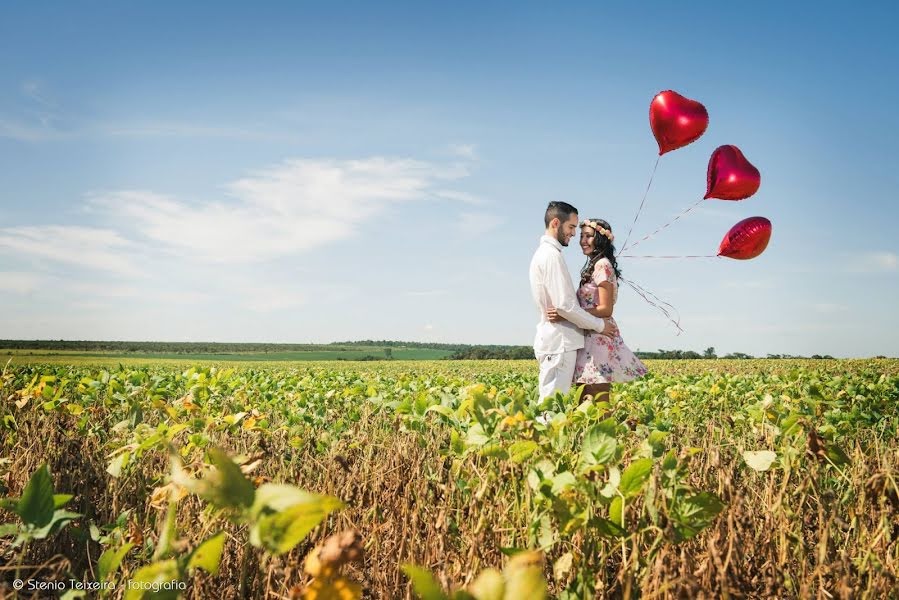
[529,201,618,400]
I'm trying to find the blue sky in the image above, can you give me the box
[1,2,897,357]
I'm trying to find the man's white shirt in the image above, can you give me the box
[529,234,608,355]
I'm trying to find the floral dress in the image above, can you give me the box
[573,258,648,384]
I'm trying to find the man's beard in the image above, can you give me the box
[556,229,569,246]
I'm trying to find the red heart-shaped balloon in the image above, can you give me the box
[705,145,761,200]
[718,216,771,260]
[649,90,709,155]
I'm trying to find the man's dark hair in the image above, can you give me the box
[544,201,578,227]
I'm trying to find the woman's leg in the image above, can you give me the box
[582,383,611,402]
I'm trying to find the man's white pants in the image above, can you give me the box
[536,350,578,400]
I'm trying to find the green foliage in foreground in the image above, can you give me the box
[1,358,897,597]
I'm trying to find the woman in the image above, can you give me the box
[547,218,647,401]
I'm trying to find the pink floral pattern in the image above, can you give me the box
[573,258,648,384]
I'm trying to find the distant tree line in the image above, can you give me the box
[446,346,536,360]
[0,340,845,360]
[335,340,473,351]
[634,347,835,360]
[0,339,458,354]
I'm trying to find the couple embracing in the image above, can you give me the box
[528,201,647,403]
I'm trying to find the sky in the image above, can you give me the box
[1,2,897,357]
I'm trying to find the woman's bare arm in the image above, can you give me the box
[585,281,613,318]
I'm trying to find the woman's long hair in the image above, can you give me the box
[580,218,622,285]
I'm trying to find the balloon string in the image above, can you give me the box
[621,198,706,253]
[619,155,661,252]
[619,276,684,335]
[619,254,718,259]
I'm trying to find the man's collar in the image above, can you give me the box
[541,234,563,251]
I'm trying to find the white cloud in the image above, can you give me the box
[87,157,467,264]
[0,154,512,342]
[0,117,295,143]
[458,211,505,236]
[813,303,849,314]
[0,225,136,274]
[155,291,212,305]
[841,251,899,274]
[0,118,65,142]
[70,300,116,312]
[0,271,44,294]
[0,80,65,141]
[3,78,291,143]
[243,286,306,313]
[432,190,485,206]
[65,281,140,298]
[861,252,898,272]
[0,271,210,308]
[101,121,294,142]
[22,80,55,108]
[448,143,477,160]
[404,290,447,297]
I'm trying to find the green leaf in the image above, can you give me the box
[426,404,457,421]
[177,447,255,510]
[644,477,659,525]
[579,425,617,471]
[107,452,129,479]
[53,494,74,508]
[742,450,777,472]
[125,559,180,600]
[536,514,556,548]
[153,501,179,560]
[644,430,669,458]
[187,531,225,575]
[661,451,678,474]
[608,496,623,527]
[32,509,81,539]
[465,424,491,448]
[223,412,246,426]
[98,542,134,581]
[450,429,465,455]
[468,567,504,600]
[550,471,577,495]
[251,490,343,555]
[599,466,620,499]
[593,516,626,538]
[619,458,653,498]
[479,444,509,460]
[251,483,337,516]
[508,440,539,464]
[0,523,20,537]
[402,564,449,600]
[825,442,850,466]
[18,465,55,527]
[672,492,725,542]
[207,447,256,507]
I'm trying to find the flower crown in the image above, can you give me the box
[581,220,614,242]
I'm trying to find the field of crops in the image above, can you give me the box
[1,358,897,599]
[0,346,454,364]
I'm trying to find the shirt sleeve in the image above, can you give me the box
[545,253,607,333]
[593,259,614,285]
